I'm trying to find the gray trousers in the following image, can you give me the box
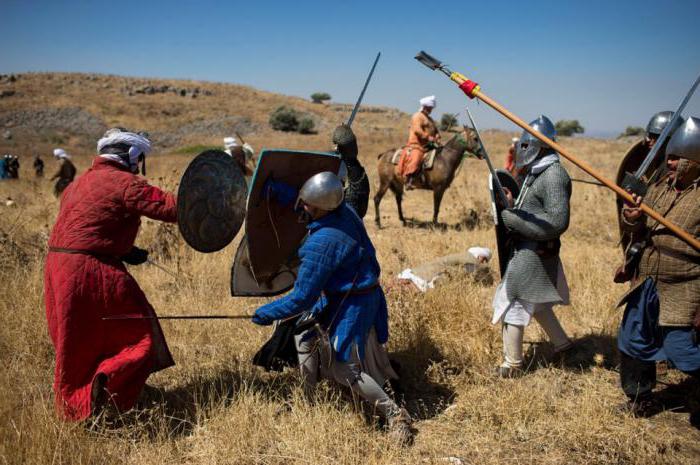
[295,330,399,419]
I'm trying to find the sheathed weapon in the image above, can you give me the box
[415,50,700,251]
[620,72,700,196]
[346,52,381,127]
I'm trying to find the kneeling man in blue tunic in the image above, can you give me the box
[617,117,700,423]
[251,171,413,444]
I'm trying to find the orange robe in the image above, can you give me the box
[398,111,439,179]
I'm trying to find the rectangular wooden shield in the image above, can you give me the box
[244,149,341,288]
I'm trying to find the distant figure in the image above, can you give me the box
[34,154,45,177]
[0,155,8,180]
[505,137,518,174]
[397,95,441,189]
[51,148,77,197]
[223,136,254,175]
[5,155,19,179]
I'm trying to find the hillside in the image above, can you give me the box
[0,72,409,157]
[1,73,699,465]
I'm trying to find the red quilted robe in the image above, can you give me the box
[44,157,177,420]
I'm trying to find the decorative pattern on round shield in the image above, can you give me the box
[177,150,247,253]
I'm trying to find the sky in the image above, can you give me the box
[1,0,699,138]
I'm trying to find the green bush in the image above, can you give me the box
[619,126,645,138]
[310,92,331,104]
[440,113,458,131]
[297,117,316,134]
[555,119,584,137]
[269,106,300,132]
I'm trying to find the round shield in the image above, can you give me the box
[177,150,247,253]
[615,140,656,249]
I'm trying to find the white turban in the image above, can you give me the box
[97,129,152,167]
[419,95,436,108]
[223,136,238,150]
[53,148,70,159]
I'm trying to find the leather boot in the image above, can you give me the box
[387,407,413,446]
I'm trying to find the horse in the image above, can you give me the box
[374,126,484,228]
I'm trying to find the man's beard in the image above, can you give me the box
[672,159,700,189]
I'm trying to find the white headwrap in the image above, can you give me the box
[53,148,71,159]
[419,95,436,108]
[97,129,152,168]
[223,136,238,150]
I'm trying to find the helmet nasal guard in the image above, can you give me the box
[515,115,556,169]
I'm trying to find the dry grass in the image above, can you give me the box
[1,73,699,465]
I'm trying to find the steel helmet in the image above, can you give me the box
[515,115,556,169]
[667,116,700,163]
[646,111,682,138]
[296,171,344,211]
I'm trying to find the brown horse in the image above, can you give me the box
[374,126,484,228]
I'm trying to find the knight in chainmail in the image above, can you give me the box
[491,115,574,378]
[332,124,370,218]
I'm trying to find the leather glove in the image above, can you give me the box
[252,309,274,326]
[121,246,149,265]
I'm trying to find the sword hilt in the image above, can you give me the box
[620,172,648,197]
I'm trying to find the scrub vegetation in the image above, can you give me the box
[1,73,698,465]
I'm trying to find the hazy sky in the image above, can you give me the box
[2,0,699,137]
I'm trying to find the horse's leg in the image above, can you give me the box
[374,175,391,228]
[432,186,446,225]
[390,182,406,226]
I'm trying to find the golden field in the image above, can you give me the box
[0,73,698,465]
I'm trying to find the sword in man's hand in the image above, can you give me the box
[103,314,251,320]
[346,52,381,128]
[621,72,700,196]
[465,107,509,209]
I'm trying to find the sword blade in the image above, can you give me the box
[103,314,251,320]
[634,72,700,178]
[465,108,510,208]
[347,52,381,127]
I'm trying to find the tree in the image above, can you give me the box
[269,106,299,132]
[297,116,316,134]
[310,92,331,104]
[440,113,458,131]
[555,120,584,137]
[619,126,645,138]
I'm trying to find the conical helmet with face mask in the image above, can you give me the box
[666,116,700,186]
[667,116,700,163]
[515,115,556,169]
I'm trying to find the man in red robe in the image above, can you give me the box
[44,128,177,421]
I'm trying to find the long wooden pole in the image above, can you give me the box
[442,72,700,251]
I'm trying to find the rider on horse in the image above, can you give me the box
[398,95,441,190]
